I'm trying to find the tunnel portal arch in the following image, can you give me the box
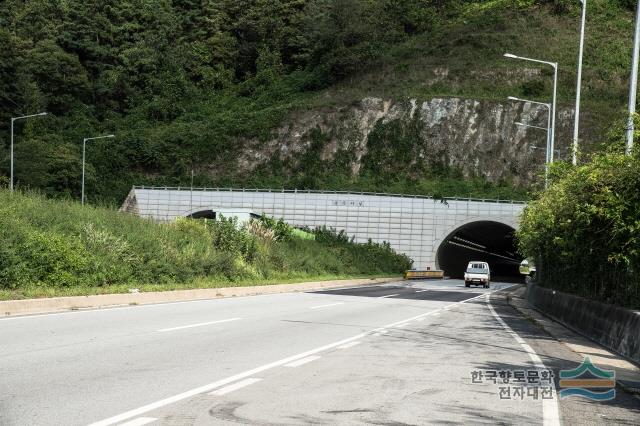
[435,220,523,280]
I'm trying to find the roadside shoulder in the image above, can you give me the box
[0,277,400,317]
[504,286,640,396]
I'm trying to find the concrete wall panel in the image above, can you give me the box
[124,188,525,269]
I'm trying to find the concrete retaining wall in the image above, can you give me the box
[526,284,640,365]
[123,187,525,269]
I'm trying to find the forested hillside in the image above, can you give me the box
[0,0,636,204]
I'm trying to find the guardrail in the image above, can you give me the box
[132,186,528,205]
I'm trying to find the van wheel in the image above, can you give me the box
[465,282,470,288]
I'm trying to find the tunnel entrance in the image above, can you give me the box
[436,221,523,281]
[187,210,216,219]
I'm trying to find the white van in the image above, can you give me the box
[464,261,490,288]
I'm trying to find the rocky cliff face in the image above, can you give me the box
[233,96,580,186]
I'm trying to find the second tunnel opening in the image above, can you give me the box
[436,221,523,282]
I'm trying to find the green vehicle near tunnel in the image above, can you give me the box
[464,262,491,288]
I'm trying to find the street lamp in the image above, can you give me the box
[504,53,558,163]
[573,0,587,165]
[626,0,640,155]
[515,122,547,131]
[10,112,48,192]
[82,134,114,205]
[508,96,552,163]
[508,96,552,187]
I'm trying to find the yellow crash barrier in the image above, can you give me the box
[404,269,444,280]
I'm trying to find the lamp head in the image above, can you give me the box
[504,53,518,59]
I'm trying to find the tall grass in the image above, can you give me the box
[0,190,410,299]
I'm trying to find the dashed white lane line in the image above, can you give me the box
[379,294,399,298]
[118,417,157,426]
[310,302,344,310]
[157,318,241,332]
[415,290,430,293]
[208,378,262,396]
[337,341,361,349]
[396,323,410,328]
[285,355,321,367]
[89,285,516,426]
[486,295,560,426]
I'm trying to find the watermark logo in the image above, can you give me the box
[470,368,554,400]
[559,357,615,401]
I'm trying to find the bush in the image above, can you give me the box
[0,190,411,294]
[517,149,640,308]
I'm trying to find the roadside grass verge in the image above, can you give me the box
[0,190,410,300]
[0,274,391,301]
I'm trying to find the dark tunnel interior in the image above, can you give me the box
[436,221,523,281]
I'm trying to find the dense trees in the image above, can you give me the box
[0,1,628,203]
[1,0,457,202]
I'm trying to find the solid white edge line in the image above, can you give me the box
[118,417,157,426]
[379,294,399,298]
[208,378,262,396]
[89,284,516,426]
[157,318,242,332]
[284,355,322,367]
[486,294,560,426]
[338,341,361,349]
[310,302,344,310]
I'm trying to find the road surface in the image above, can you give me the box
[1,280,638,425]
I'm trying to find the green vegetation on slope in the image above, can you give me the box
[0,1,636,204]
[517,126,640,309]
[0,190,411,299]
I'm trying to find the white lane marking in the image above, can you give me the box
[118,418,157,426]
[396,323,410,328]
[415,317,425,322]
[208,378,262,396]
[379,294,399,298]
[310,302,344,310]
[0,297,244,321]
[487,295,560,426]
[415,290,430,293]
[338,341,361,349]
[285,355,321,367]
[157,318,241,332]
[433,313,440,316]
[89,285,516,426]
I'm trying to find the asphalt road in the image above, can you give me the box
[1,280,638,425]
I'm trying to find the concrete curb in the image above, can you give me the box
[0,277,401,317]
[502,286,640,397]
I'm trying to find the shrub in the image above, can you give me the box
[517,150,640,308]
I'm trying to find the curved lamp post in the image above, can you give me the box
[504,53,558,164]
[82,134,114,205]
[10,112,48,192]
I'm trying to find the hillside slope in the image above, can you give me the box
[0,1,635,203]
[0,190,410,299]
